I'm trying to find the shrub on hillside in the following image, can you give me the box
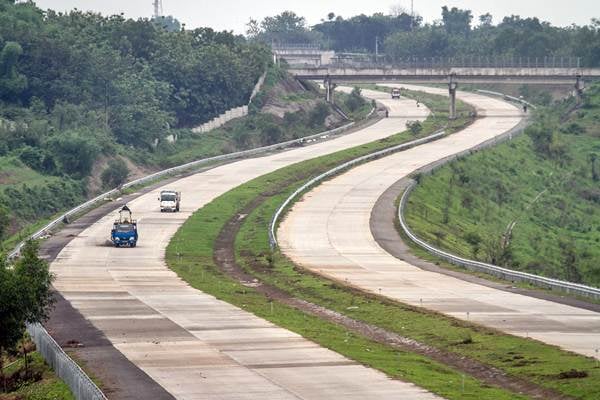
[308,102,329,128]
[101,158,130,189]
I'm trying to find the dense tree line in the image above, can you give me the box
[0,0,270,153]
[251,8,600,66]
[0,0,270,240]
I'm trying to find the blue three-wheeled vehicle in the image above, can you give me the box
[111,205,138,247]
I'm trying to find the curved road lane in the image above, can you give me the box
[278,85,600,360]
[51,89,439,399]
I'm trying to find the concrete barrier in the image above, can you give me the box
[192,71,267,134]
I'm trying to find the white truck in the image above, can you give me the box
[391,88,401,99]
[159,190,181,212]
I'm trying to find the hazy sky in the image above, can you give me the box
[33,1,599,34]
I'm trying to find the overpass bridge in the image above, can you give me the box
[287,63,600,118]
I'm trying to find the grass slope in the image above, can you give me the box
[405,83,600,287]
[1,352,73,400]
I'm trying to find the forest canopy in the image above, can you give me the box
[250,8,600,67]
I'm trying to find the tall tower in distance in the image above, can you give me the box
[153,0,163,18]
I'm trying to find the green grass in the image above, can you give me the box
[405,83,600,288]
[3,352,74,400]
[166,90,600,399]
[0,156,58,186]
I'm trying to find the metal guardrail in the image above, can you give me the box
[476,89,537,110]
[398,182,600,300]
[28,323,107,400]
[269,129,446,248]
[392,95,600,300]
[7,121,357,261]
[324,56,582,69]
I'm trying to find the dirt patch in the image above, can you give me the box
[558,369,589,379]
[0,171,16,185]
[212,190,572,400]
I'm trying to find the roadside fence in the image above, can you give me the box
[27,323,107,400]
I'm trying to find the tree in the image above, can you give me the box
[441,6,473,36]
[0,41,28,101]
[407,120,423,135]
[254,11,323,44]
[0,241,54,382]
[101,158,130,189]
[589,153,599,181]
[478,13,493,27]
[246,18,261,39]
[152,15,181,32]
[47,130,101,177]
[308,102,329,128]
[345,87,365,112]
[109,68,174,147]
[0,205,9,241]
[260,123,283,145]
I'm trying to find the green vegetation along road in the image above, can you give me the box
[406,82,600,288]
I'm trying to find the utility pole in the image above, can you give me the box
[411,0,414,30]
[153,0,163,18]
[375,36,379,59]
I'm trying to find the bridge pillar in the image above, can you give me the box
[448,75,458,120]
[575,75,585,104]
[324,76,336,103]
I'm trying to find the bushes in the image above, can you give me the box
[101,158,130,189]
[0,205,8,241]
[0,179,85,224]
[47,131,100,178]
[344,87,366,112]
[308,102,329,128]
[407,120,423,135]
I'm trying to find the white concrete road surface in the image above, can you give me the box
[51,89,440,399]
[278,84,600,360]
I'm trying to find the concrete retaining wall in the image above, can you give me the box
[192,71,267,134]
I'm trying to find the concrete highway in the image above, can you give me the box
[50,89,439,399]
[278,84,600,360]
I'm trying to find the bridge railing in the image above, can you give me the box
[290,56,582,69]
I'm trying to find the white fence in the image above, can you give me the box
[192,71,267,134]
[28,323,107,400]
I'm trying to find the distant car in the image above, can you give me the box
[391,88,401,99]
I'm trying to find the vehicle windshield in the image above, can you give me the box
[161,194,176,201]
[116,223,133,232]
[392,89,400,94]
